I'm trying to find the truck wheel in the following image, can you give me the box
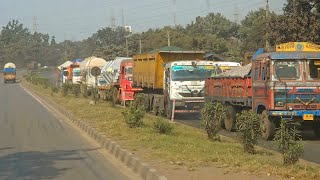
[261,110,276,140]
[313,122,320,138]
[224,105,236,131]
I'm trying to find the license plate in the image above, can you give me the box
[303,114,314,121]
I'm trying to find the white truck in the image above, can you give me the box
[132,51,230,119]
[79,56,107,88]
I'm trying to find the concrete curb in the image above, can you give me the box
[21,82,167,180]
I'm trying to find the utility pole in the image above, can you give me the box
[126,38,129,57]
[121,8,125,27]
[110,9,116,29]
[172,0,177,26]
[265,0,270,52]
[233,5,240,24]
[165,31,171,47]
[206,0,211,14]
[32,16,38,33]
[139,38,142,54]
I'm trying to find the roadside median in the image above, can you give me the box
[22,78,320,180]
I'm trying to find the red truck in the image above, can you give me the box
[204,42,320,140]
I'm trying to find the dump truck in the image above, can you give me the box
[3,62,16,83]
[79,56,107,89]
[204,42,320,140]
[132,51,223,119]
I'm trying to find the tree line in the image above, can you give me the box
[0,0,319,67]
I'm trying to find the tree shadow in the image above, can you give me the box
[0,148,99,180]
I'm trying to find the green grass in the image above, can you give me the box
[25,81,320,179]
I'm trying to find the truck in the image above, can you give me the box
[98,57,140,103]
[79,56,107,89]
[204,42,320,140]
[71,59,82,84]
[56,61,73,86]
[132,51,223,119]
[3,62,16,83]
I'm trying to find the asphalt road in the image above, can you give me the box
[0,73,134,180]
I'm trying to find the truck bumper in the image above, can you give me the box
[269,110,320,121]
[173,99,204,110]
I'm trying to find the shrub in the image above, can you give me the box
[91,87,99,103]
[50,85,59,93]
[236,110,261,154]
[72,84,81,97]
[274,120,304,165]
[201,102,226,141]
[109,87,119,107]
[154,118,174,134]
[121,102,145,128]
[62,83,72,97]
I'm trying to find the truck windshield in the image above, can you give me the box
[274,61,300,79]
[171,65,214,81]
[125,67,133,75]
[308,60,320,79]
[73,71,80,76]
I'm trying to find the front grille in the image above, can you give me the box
[275,92,319,109]
[179,92,204,97]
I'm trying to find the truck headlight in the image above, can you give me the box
[275,101,285,107]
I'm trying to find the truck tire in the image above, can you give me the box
[313,122,320,138]
[224,105,236,131]
[261,110,276,140]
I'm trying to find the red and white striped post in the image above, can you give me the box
[171,100,176,121]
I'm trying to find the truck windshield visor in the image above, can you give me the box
[274,60,300,79]
[171,65,213,81]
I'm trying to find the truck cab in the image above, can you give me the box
[72,67,81,84]
[252,42,320,138]
[163,60,220,117]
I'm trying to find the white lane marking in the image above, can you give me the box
[20,84,62,122]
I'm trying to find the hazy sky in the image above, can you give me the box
[0,0,286,42]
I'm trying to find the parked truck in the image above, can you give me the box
[98,57,141,103]
[132,51,224,119]
[79,56,107,89]
[56,61,73,86]
[204,42,320,140]
[3,62,16,83]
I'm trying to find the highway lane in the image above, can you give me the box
[0,74,135,180]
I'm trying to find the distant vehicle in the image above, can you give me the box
[43,66,48,69]
[3,62,16,83]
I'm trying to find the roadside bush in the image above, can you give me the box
[121,102,145,128]
[133,94,147,111]
[109,87,119,107]
[236,110,261,154]
[91,87,99,103]
[51,85,59,93]
[201,102,226,141]
[62,83,72,97]
[154,118,174,134]
[72,84,81,97]
[274,120,304,165]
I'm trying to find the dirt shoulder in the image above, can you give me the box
[22,80,320,180]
